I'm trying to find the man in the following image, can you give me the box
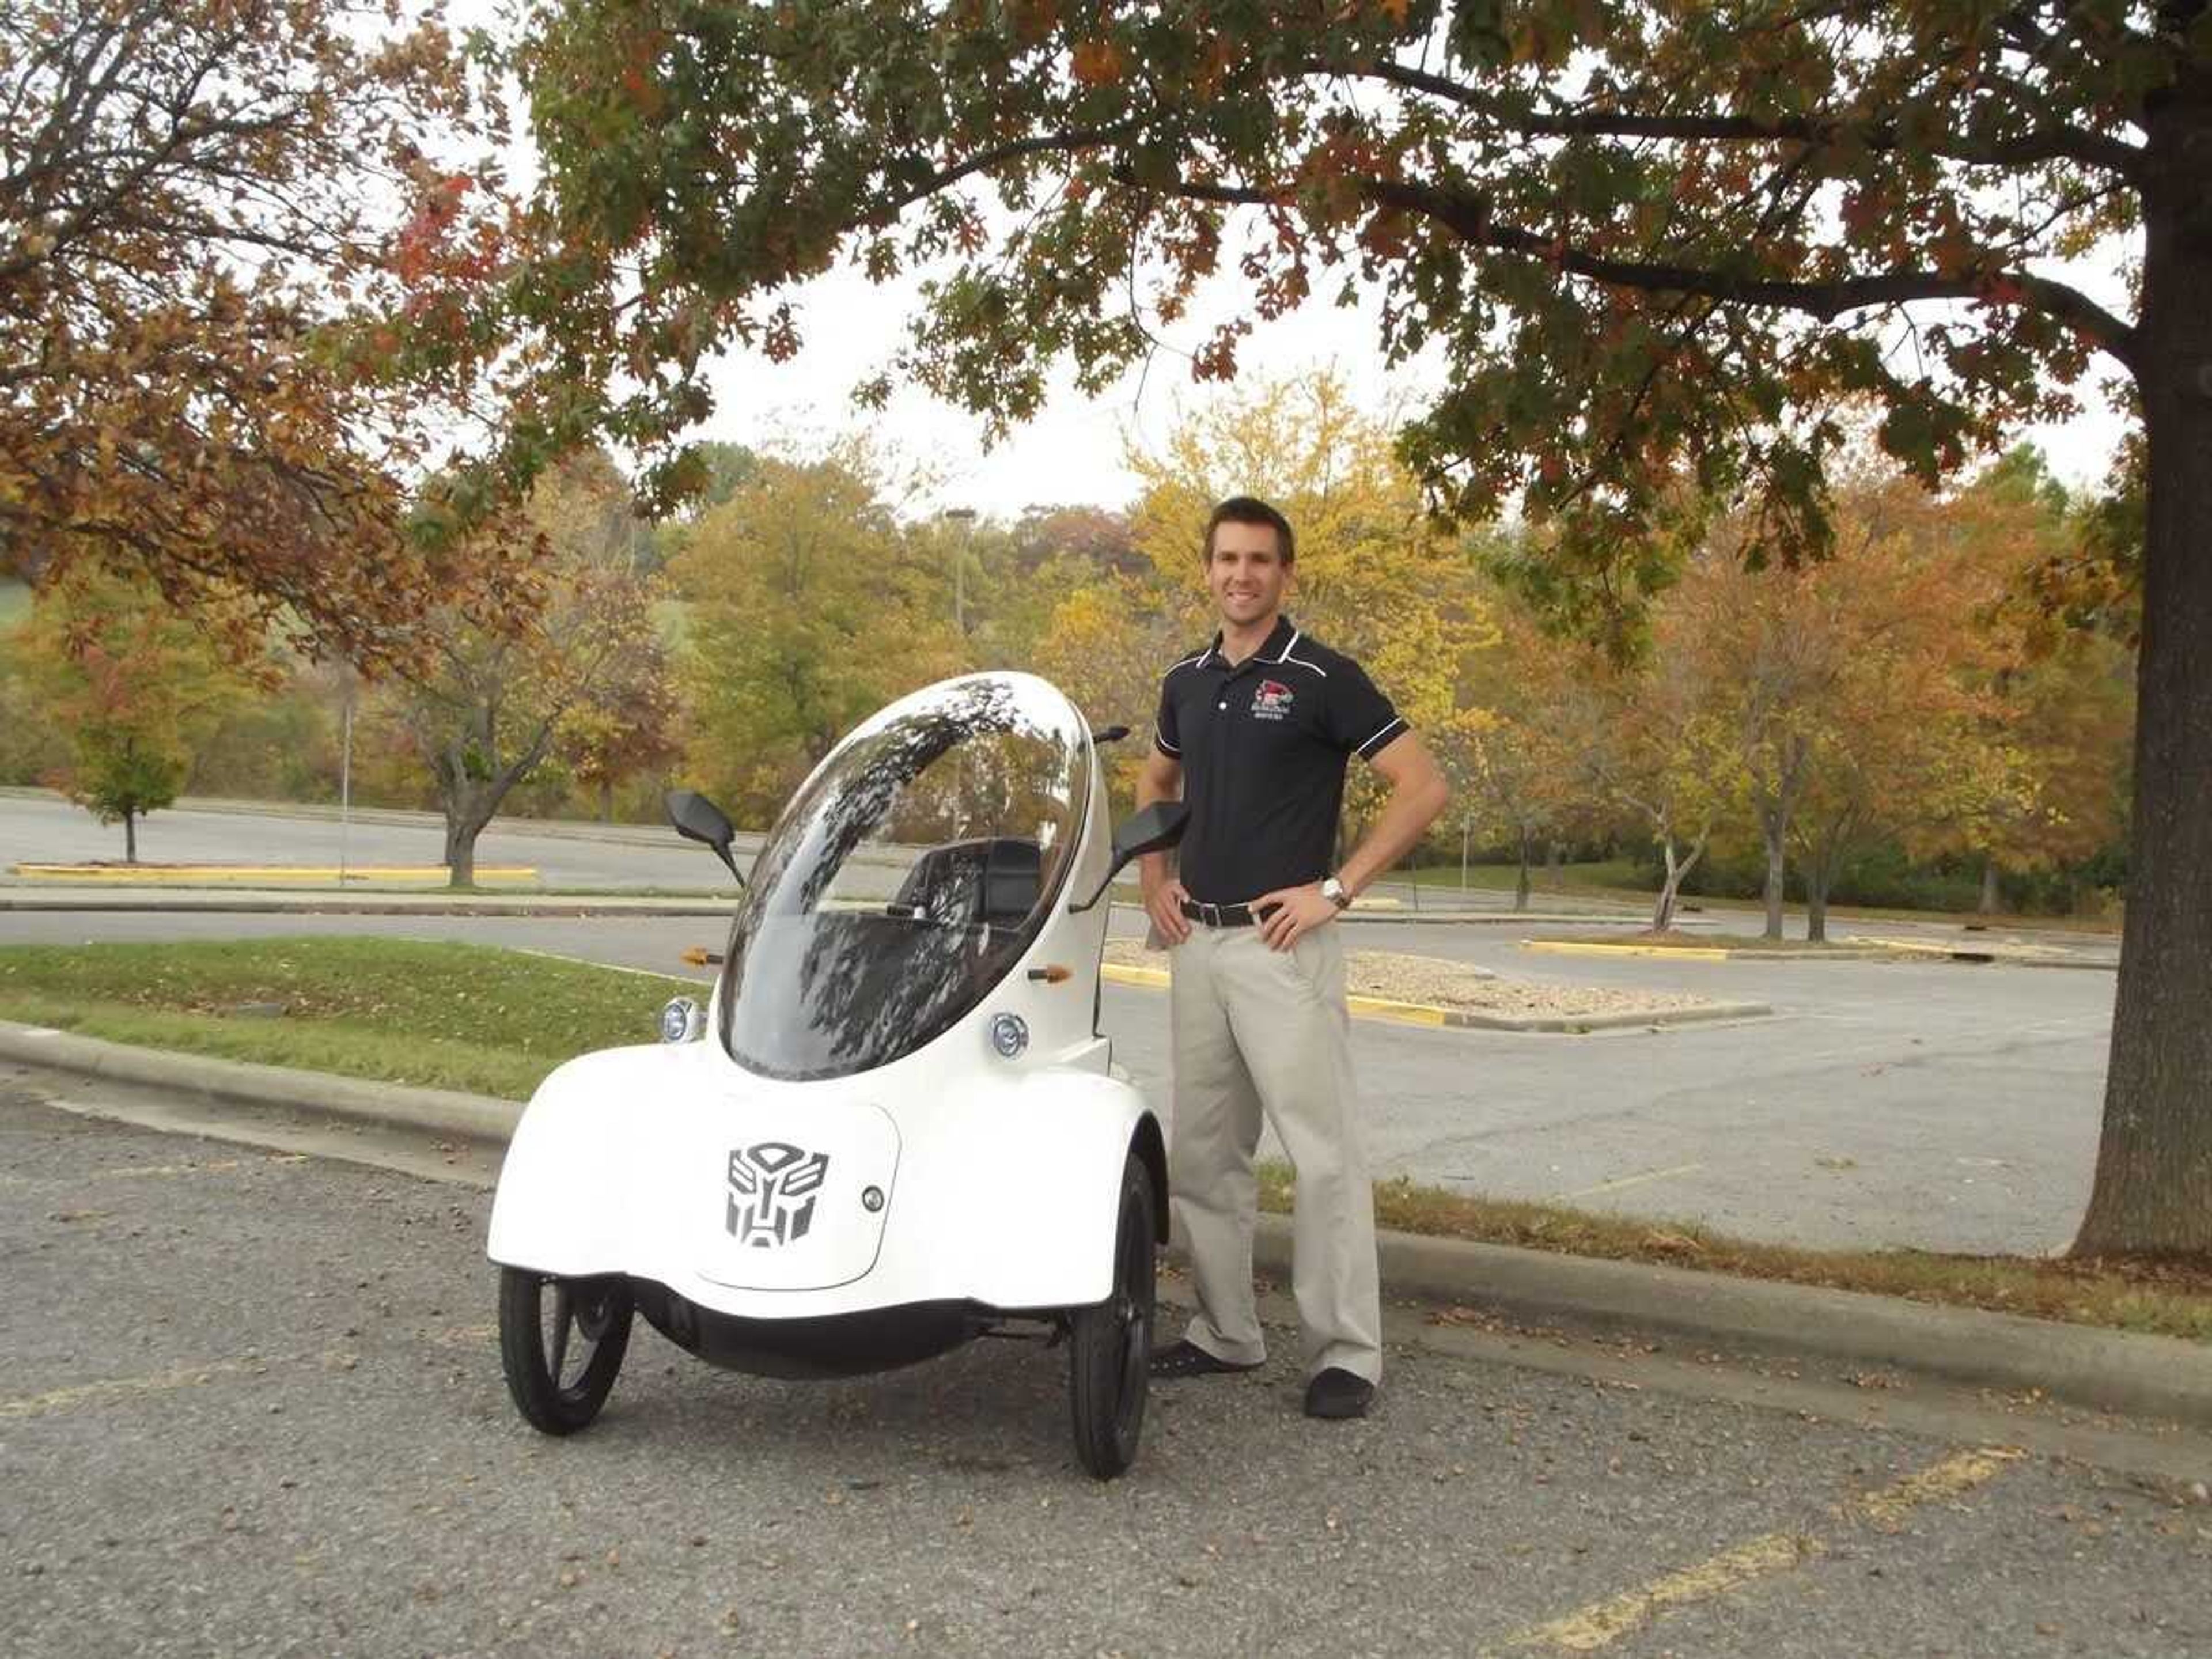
[1137,495,1448,1420]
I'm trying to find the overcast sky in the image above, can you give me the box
[689,247,2138,524]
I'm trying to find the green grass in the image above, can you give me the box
[3,937,2196,1342]
[1397,859,1646,895]
[0,937,693,1099]
[0,577,29,626]
[1257,1163,2212,1346]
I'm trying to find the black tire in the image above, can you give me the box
[498,1267,634,1435]
[1069,1151,1156,1479]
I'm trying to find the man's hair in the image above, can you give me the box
[1203,495,1295,566]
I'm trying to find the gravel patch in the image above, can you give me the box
[1103,940,1722,1019]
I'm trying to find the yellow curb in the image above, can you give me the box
[1522,939,1730,962]
[10,864,538,884]
[1345,993,1449,1027]
[1100,963,1171,990]
[1101,962,1447,1028]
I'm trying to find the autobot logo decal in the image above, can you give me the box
[725,1142,831,1247]
[1251,679,1293,721]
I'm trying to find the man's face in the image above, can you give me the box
[1206,519,1291,629]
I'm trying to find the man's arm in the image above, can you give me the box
[1253,732,1449,950]
[1136,746,1192,945]
[1336,732,1450,899]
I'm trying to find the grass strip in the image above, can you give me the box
[0,937,691,1100]
[1257,1164,2212,1346]
[2,937,2198,1343]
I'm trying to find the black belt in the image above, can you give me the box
[1181,897,1278,928]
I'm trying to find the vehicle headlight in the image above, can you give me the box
[659,997,703,1044]
[988,1012,1028,1060]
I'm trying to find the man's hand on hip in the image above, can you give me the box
[1142,873,1193,945]
[1253,882,1337,951]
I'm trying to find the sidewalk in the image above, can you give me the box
[3,1020,2206,1430]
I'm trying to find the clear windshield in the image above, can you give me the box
[718,675,1090,1081]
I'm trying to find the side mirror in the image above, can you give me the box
[1069,800,1190,914]
[665,789,745,888]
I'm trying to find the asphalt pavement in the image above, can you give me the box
[0,897,2122,1256]
[5,1093,2207,1659]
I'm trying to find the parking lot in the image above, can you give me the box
[4,1093,2205,1658]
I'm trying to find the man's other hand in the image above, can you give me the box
[1252,882,1336,951]
[1142,873,1193,945]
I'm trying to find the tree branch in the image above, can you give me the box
[1350,59,2146,183]
[1123,166,2141,370]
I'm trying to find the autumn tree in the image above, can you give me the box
[1125,371,1495,832]
[15,565,253,861]
[1447,605,1580,909]
[1,0,528,666]
[380,451,665,885]
[558,652,682,823]
[502,3,2207,1255]
[1029,570,1200,813]
[671,442,968,823]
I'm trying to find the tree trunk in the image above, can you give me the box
[1514,824,1532,912]
[1979,857,2001,916]
[1649,831,1706,934]
[600,778,615,823]
[1761,812,1787,940]
[123,808,137,864]
[444,805,490,889]
[2074,79,2212,1260]
[1806,850,1836,944]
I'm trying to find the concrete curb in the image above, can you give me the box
[1524,938,1901,963]
[1097,963,1772,1033]
[0,1023,521,1146]
[5,1021,2202,1429]
[1246,1215,2212,1429]
[0,889,739,917]
[1523,935,2120,972]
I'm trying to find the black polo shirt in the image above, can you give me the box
[1153,616,1407,904]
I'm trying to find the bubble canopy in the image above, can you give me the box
[717,674,1092,1081]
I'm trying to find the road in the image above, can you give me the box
[0,899,2118,1256]
[3,1088,2205,1659]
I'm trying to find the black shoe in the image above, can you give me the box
[1149,1339,1263,1379]
[1303,1368,1376,1419]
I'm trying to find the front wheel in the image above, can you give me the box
[498,1267,634,1435]
[1068,1151,1157,1479]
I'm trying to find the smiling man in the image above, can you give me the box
[1136,495,1448,1420]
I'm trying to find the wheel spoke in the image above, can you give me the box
[548,1281,573,1383]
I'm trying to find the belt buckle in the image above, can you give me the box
[1199,900,1222,927]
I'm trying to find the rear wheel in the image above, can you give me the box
[1069,1151,1156,1479]
[498,1267,633,1435]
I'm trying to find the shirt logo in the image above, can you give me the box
[1251,680,1294,721]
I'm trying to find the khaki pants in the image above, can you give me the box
[1166,921,1381,1382]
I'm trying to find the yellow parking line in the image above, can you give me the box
[0,1361,253,1419]
[1522,940,1730,961]
[1857,1446,2024,1529]
[1499,1447,2023,1652]
[1509,1531,1815,1652]
[1559,1162,1705,1200]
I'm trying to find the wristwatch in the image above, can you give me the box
[1321,876,1352,910]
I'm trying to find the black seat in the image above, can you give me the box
[892,836,1042,928]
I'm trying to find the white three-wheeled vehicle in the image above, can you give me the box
[487,672,1186,1478]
